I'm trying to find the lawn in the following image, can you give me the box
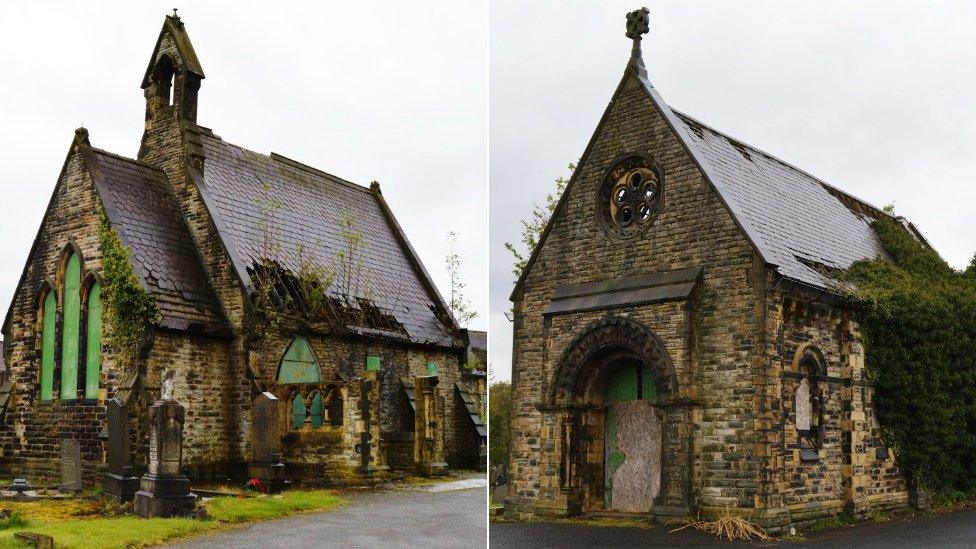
[0,490,344,548]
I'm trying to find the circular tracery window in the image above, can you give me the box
[598,155,663,238]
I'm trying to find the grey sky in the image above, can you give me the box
[0,2,487,333]
[490,1,976,381]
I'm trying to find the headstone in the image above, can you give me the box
[14,532,53,549]
[247,392,289,493]
[60,439,82,492]
[133,396,196,518]
[103,397,139,502]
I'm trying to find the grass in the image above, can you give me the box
[0,490,343,548]
[806,509,857,533]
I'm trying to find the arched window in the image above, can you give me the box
[60,253,81,400]
[277,337,321,383]
[154,55,176,106]
[795,347,825,453]
[39,289,57,401]
[309,393,324,428]
[292,393,307,429]
[84,281,102,400]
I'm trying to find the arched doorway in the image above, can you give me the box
[548,317,680,514]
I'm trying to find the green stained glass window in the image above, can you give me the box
[426,362,438,376]
[310,393,324,428]
[292,394,306,429]
[277,337,321,383]
[366,356,381,371]
[60,253,80,400]
[40,290,57,401]
[85,282,101,400]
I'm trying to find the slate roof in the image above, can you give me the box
[191,129,456,347]
[672,112,891,289]
[89,148,224,332]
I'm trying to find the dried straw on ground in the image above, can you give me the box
[669,506,772,542]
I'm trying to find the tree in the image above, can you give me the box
[445,231,478,326]
[488,380,512,471]
[504,163,575,282]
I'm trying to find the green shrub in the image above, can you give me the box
[840,218,976,493]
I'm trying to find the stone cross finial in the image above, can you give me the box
[626,7,650,58]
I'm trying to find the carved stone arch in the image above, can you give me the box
[548,315,677,406]
[152,54,177,104]
[55,242,85,301]
[80,271,104,306]
[791,343,827,376]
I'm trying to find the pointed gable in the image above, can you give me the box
[140,13,204,89]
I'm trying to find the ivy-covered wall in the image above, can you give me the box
[842,219,976,496]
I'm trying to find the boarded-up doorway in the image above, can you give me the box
[604,361,661,512]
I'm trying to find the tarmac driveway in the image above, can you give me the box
[172,479,486,548]
[490,507,976,548]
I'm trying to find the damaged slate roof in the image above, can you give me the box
[672,111,892,290]
[190,128,457,347]
[89,148,224,332]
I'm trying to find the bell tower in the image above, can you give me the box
[140,10,205,125]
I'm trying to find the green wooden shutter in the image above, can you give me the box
[40,291,57,401]
[426,362,438,376]
[366,356,381,371]
[310,393,324,427]
[85,282,102,399]
[60,253,81,400]
[278,337,321,383]
[292,394,306,429]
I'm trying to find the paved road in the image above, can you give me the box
[491,507,976,548]
[173,482,486,548]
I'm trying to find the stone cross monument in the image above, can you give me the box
[626,7,650,58]
[133,373,196,517]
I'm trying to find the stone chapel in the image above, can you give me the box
[0,13,485,488]
[505,9,922,530]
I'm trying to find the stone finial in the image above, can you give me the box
[74,127,90,146]
[626,7,650,58]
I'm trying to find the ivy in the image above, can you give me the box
[98,206,160,360]
[840,218,976,493]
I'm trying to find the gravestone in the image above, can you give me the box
[133,389,196,518]
[248,392,289,493]
[60,439,82,492]
[104,397,139,501]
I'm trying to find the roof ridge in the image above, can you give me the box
[671,109,895,221]
[91,147,165,173]
[269,152,372,194]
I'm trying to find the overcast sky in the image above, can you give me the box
[0,1,487,334]
[490,1,976,381]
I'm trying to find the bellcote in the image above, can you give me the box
[141,11,205,124]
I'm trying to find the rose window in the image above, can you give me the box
[598,155,663,238]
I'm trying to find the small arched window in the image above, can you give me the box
[309,393,324,428]
[795,347,825,452]
[60,252,81,400]
[278,337,321,384]
[39,289,57,401]
[154,55,176,106]
[84,281,102,400]
[292,393,307,429]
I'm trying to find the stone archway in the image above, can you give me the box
[547,316,680,514]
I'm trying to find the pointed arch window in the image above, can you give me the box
[39,289,57,401]
[309,393,324,428]
[292,393,307,429]
[277,337,321,384]
[60,253,81,400]
[84,281,102,400]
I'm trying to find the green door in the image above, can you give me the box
[604,361,656,508]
